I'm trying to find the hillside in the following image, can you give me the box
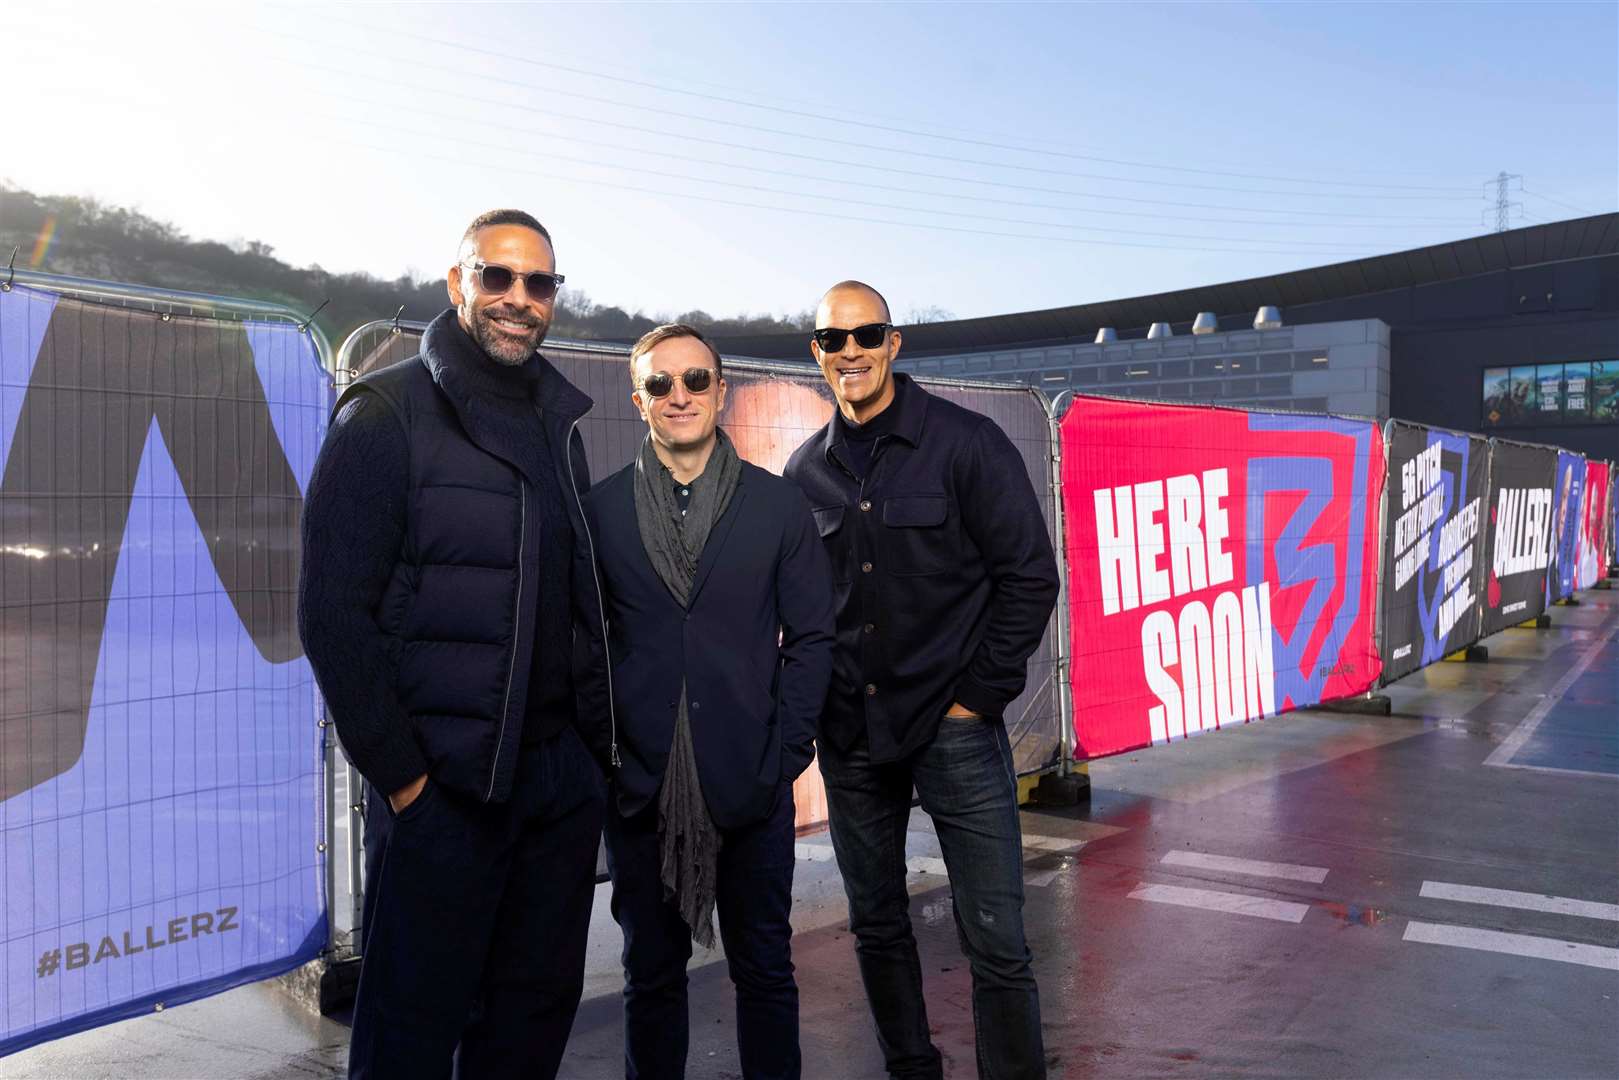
[0,184,814,351]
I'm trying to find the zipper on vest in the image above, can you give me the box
[565,417,621,768]
[487,483,526,801]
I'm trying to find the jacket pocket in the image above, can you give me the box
[812,505,854,583]
[881,493,951,575]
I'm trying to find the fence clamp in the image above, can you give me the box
[1,246,16,292]
[298,298,330,334]
[391,304,406,335]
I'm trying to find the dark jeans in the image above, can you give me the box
[819,717,1045,1080]
[604,780,799,1080]
[349,726,606,1080]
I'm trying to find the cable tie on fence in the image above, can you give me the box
[391,305,406,334]
[1,246,17,291]
[298,298,330,334]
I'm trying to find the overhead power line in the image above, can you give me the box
[315,108,1406,250]
[288,41,1469,202]
[313,131,1376,260]
[1520,188,1605,217]
[281,55,1477,214]
[291,88,1476,234]
[308,11,1472,194]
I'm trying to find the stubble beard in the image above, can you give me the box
[469,304,549,366]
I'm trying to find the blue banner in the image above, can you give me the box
[1,286,329,1055]
[1550,451,1586,603]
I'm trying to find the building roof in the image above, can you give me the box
[712,213,1619,360]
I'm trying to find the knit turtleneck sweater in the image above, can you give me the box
[436,320,576,745]
[299,317,576,787]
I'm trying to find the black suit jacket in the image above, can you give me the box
[585,456,835,830]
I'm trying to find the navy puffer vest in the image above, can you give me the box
[336,311,615,803]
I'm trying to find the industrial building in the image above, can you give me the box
[715,213,1619,459]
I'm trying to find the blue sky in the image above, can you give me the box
[5,1,1615,323]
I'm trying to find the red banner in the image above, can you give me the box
[1059,397,1385,759]
[1577,460,1612,590]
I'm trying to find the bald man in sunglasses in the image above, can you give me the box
[301,209,612,1078]
[785,281,1059,1080]
[584,323,835,1079]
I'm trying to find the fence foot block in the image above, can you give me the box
[1032,770,1090,807]
[1321,694,1392,716]
[1596,579,1613,591]
[318,956,362,1015]
[1444,645,1489,662]
[1558,596,1582,606]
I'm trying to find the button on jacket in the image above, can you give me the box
[784,374,1059,763]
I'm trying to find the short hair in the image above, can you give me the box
[461,209,553,249]
[819,280,892,324]
[629,323,724,386]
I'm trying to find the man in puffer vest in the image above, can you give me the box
[299,209,614,1079]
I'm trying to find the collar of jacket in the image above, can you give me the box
[822,371,928,464]
[420,308,593,432]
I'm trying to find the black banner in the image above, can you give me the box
[1380,422,1488,684]
[1480,439,1559,637]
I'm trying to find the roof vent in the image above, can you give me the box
[1253,306,1282,330]
[1192,312,1218,335]
[1094,327,1117,344]
[1147,322,1173,340]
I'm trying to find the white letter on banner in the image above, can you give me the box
[1165,473,1208,597]
[1493,488,1512,577]
[1211,592,1243,725]
[1211,590,1244,728]
[1242,583,1277,720]
[1177,600,1217,735]
[1133,480,1171,608]
[1094,485,1138,616]
[1141,610,1182,744]
[1203,468,1235,587]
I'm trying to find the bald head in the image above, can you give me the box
[816,280,891,327]
[810,279,901,424]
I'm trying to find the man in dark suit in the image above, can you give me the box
[585,323,835,1080]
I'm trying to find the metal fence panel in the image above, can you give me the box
[1,280,329,1055]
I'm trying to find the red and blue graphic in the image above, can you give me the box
[1060,397,1384,759]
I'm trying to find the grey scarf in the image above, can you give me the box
[632,429,742,947]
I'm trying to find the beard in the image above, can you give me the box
[466,302,550,366]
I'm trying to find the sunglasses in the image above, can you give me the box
[813,322,892,352]
[640,367,716,398]
[460,260,566,301]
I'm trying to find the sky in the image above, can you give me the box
[4,1,1616,324]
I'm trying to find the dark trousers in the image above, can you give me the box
[349,726,606,1080]
[604,781,799,1080]
[819,717,1045,1080]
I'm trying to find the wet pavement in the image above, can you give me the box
[7,589,1617,1078]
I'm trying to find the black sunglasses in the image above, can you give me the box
[461,260,566,301]
[640,367,716,398]
[813,322,891,352]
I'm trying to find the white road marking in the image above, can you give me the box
[1420,881,1619,922]
[1128,883,1310,923]
[1484,622,1618,774]
[907,855,949,877]
[1403,920,1619,971]
[1161,850,1329,883]
[1024,869,1062,888]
